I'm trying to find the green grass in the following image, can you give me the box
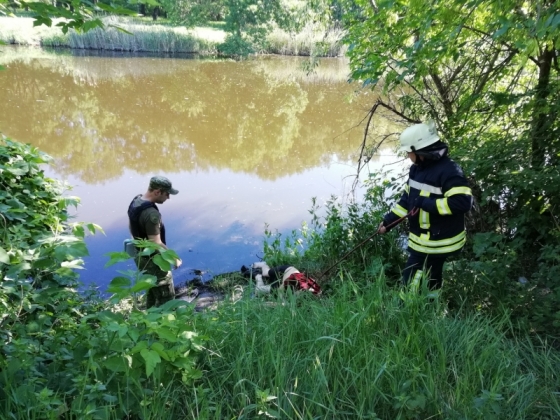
[180,276,560,419]
[1,270,559,419]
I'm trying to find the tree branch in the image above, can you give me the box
[352,99,420,190]
[430,70,454,118]
[463,24,538,66]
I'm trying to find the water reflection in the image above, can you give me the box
[0,47,398,287]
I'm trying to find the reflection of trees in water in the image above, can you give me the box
[0,51,390,183]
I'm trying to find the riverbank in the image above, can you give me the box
[3,137,560,419]
[0,16,346,57]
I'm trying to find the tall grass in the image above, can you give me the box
[0,16,344,57]
[266,24,347,57]
[41,17,217,53]
[185,277,560,419]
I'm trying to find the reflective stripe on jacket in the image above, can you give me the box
[383,148,472,256]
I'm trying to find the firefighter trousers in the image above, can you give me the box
[402,253,447,291]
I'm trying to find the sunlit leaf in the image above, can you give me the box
[0,247,9,264]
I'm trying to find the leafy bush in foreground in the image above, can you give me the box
[0,138,204,419]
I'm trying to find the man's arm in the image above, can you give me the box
[147,233,168,249]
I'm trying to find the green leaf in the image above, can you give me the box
[33,17,53,27]
[172,356,195,370]
[131,340,148,354]
[156,327,179,343]
[73,225,85,238]
[54,242,89,260]
[140,348,161,377]
[105,251,132,267]
[87,223,104,235]
[61,259,84,269]
[128,328,140,343]
[6,166,28,176]
[103,394,118,404]
[103,356,129,372]
[108,276,131,292]
[158,299,188,312]
[493,23,510,38]
[95,310,125,323]
[108,25,134,36]
[153,254,171,271]
[81,19,104,32]
[0,247,9,264]
[151,342,170,361]
[130,278,156,293]
[5,198,24,208]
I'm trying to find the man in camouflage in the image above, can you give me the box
[128,176,182,308]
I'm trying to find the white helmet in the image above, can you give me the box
[398,121,440,153]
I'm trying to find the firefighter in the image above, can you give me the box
[378,122,473,293]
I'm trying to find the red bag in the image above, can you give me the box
[283,272,322,295]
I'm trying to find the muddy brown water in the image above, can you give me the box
[0,47,399,289]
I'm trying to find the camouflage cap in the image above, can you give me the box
[149,176,179,195]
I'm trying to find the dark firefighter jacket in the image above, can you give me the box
[383,145,473,257]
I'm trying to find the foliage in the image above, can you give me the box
[0,138,204,419]
[343,0,560,334]
[217,32,253,57]
[263,173,407,286]
[0,0,139,33]
[0,138,89,287]
[214,0,286,56]
[158,0,225,26]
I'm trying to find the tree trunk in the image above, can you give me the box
[530,47,555,168]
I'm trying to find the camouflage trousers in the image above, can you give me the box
[135,255,175,309]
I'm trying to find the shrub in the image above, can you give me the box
[217,34,254,58]
[263,174,407,286]
[0,138,204,419]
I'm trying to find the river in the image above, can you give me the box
[0,46,399,289]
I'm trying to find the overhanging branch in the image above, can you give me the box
[352,99,420,191]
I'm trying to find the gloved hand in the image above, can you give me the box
[414,196,425,210]
[377,221,387,234]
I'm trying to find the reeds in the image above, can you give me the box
[265,24,347,57]
[44,17,217,53]
[0,16,345,57]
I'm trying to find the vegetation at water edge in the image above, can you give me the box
[1,0,560,417]
[1,139,560,419]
